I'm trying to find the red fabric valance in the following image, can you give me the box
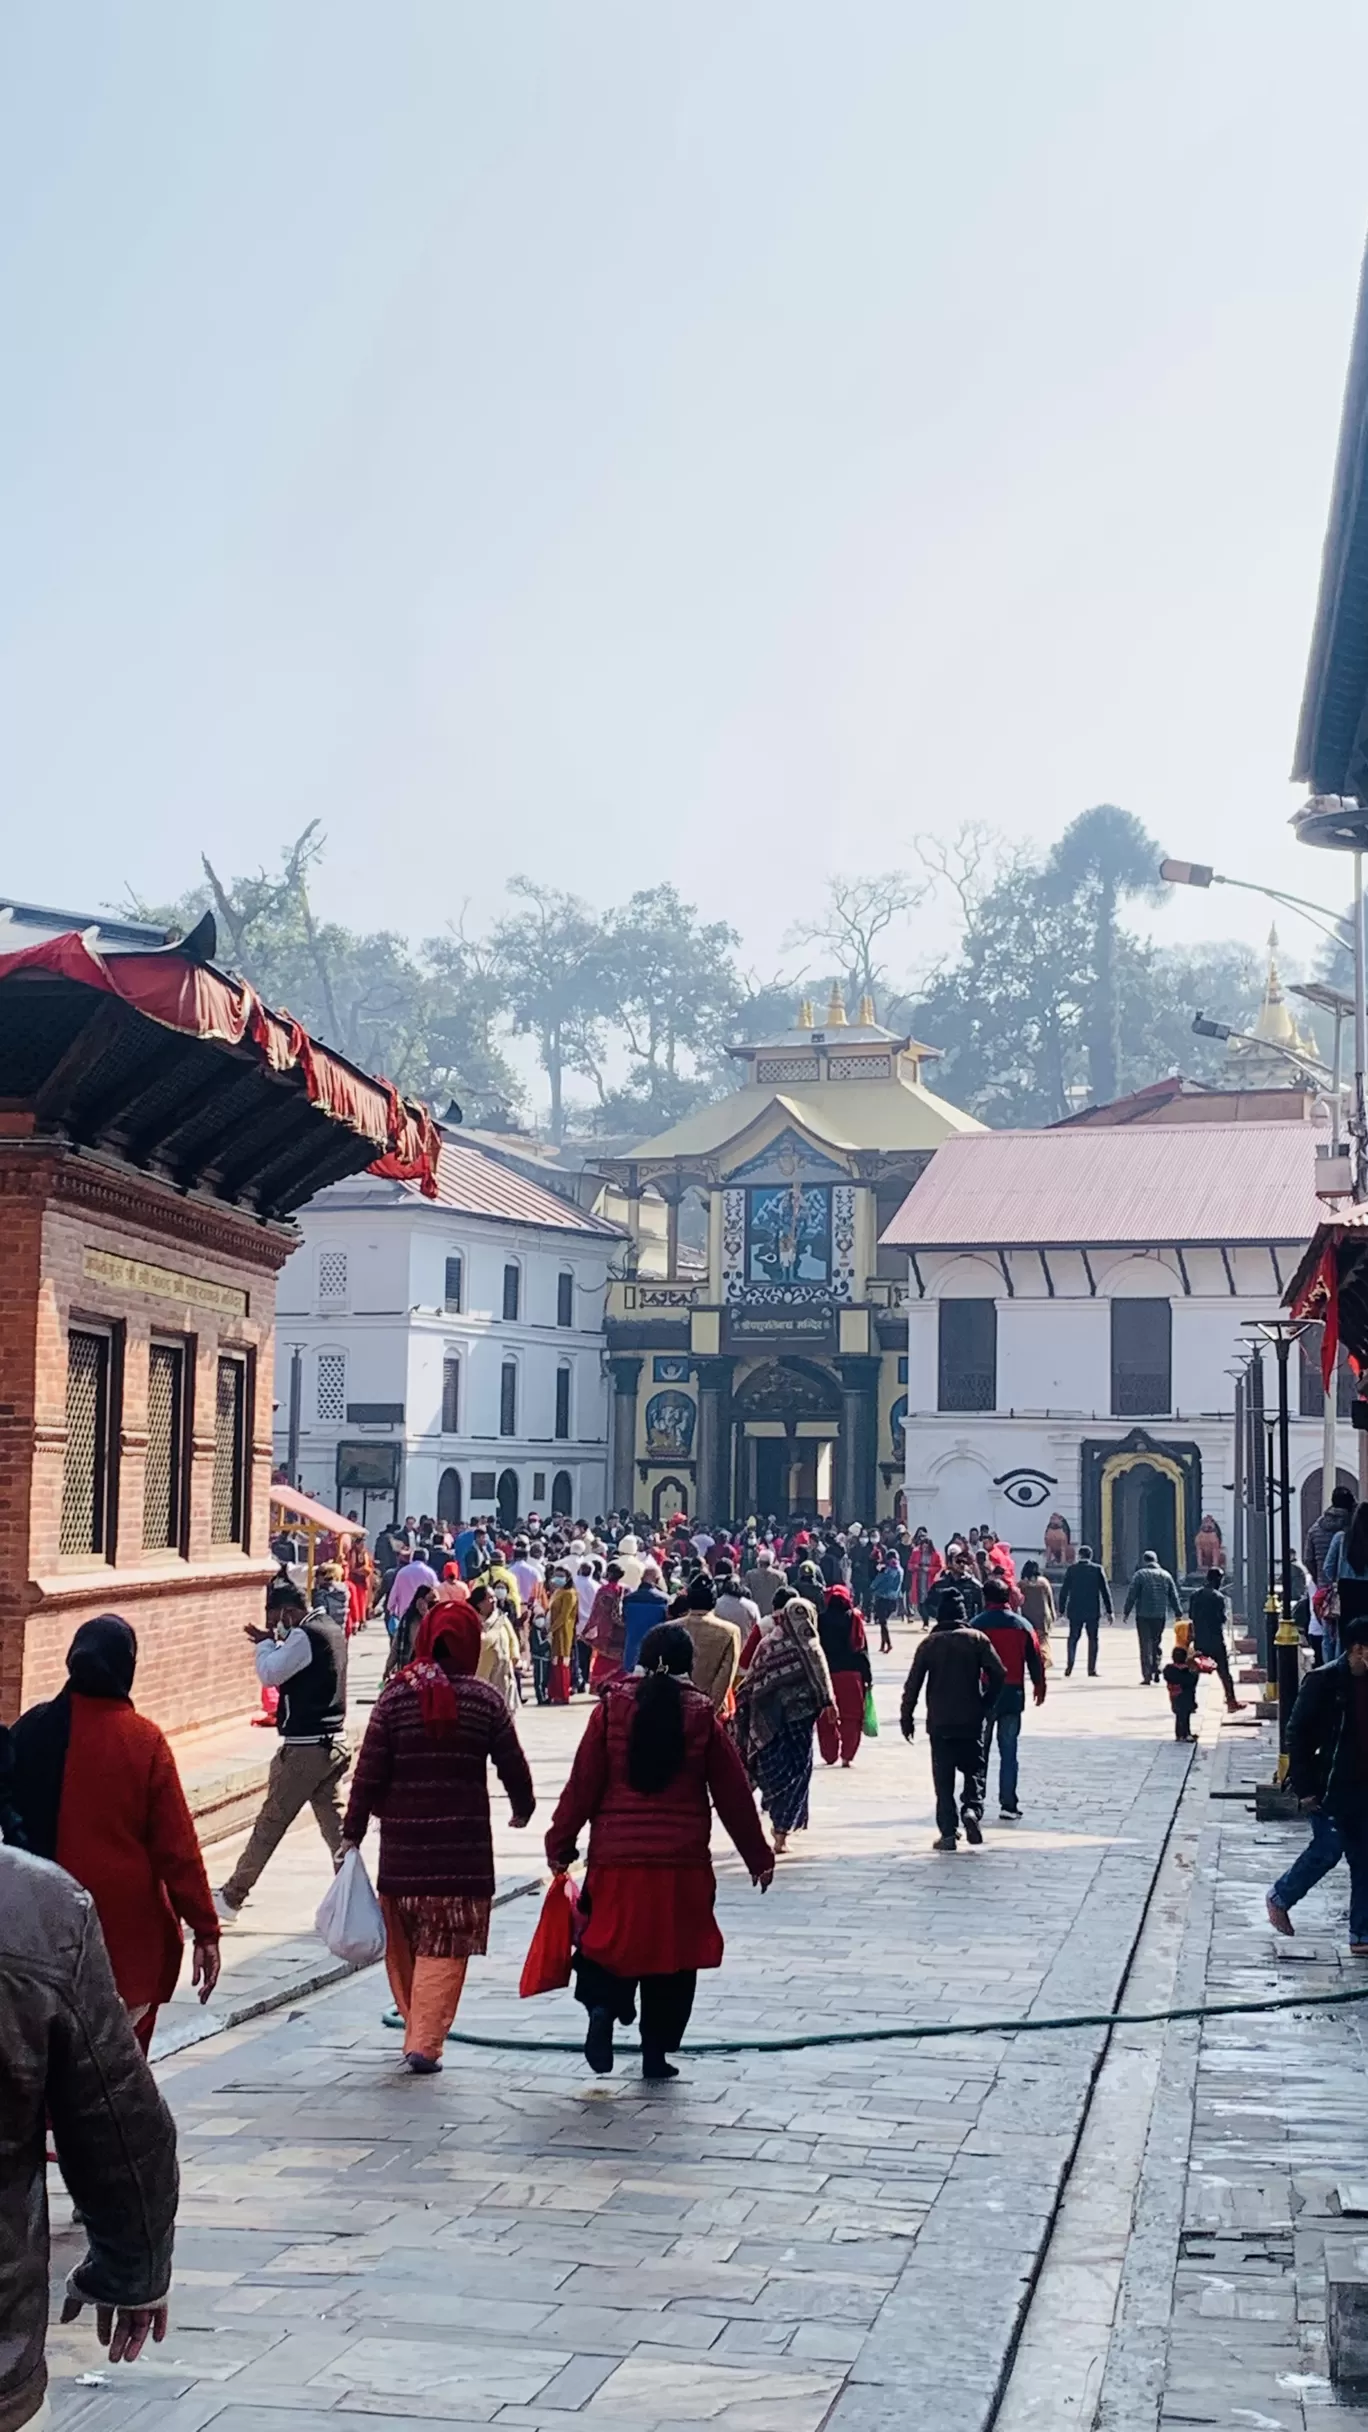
[0,931,441,1196]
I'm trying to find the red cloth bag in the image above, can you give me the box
[519,1871,579,1998]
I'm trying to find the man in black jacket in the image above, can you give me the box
[1,1846,179,2432]
[927,1550,984,1624]
[1057,1545,1113,1677]
[1285,1617,1368,1953]
[1187,1568,1242,1712]
[901,1592,1007,1850]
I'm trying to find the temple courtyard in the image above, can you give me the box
[44,1633,1368,2432]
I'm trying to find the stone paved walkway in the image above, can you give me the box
[47,1625,1221,2432]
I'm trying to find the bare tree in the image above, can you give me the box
[910,822,1005,926]
[784,872,928,1011]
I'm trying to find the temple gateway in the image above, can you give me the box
[598,992,980,1524]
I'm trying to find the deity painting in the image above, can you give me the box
[645,1390,696,1459]
[1195,1513,1224,1572]
[1043,1512,1074,1566]
[746,1182,831,1286]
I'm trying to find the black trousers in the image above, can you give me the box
[573,1954,697,2054]
[1196,1637,1236,1702]
[929,1729,986,1838]
[1065,1618,1099,1673]
[1136,1619,1163,1682]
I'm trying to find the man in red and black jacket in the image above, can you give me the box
[979,1577,1046,1821]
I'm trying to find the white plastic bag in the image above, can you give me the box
[314,1847,386,1965]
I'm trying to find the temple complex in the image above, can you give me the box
[1223,930,1323,1088]
[598,989,980,1524]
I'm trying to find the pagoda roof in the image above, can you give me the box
[599,1075,982,1180]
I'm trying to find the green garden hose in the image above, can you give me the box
[379,1977,1368,2056]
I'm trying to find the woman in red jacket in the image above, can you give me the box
[546,1622,774,2080]
[9,1615,220,2050]
[341,1604,535,2072]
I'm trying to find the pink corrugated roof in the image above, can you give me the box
[398,1139,620,1236]
[880,1123,1329,1249]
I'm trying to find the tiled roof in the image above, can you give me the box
[881,1123,1329,1251]
[398,1138,621,1236]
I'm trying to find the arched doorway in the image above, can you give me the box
[437,1467,462,1527]
[652,1474,688,1523]
[551,1469,573,1518]
[496,1468,520,1531]
[733,1359,842,1520]
[1110,1460,1179,1581]
[1301,1465,1358,1543]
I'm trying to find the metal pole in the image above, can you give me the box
[1248,1348,1268,1664]
[1354,846,1367,1202]
[286,1346,303,1486]
[1323,1336,1338,1537]
[1232,1370,1246,1621]
[1343,846,1353,1206]
[1275,1336,1294,1619]
[1274,1333,1305,1769]
[1332,1003,1345,1152]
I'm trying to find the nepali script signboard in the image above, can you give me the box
[83,1247,249,1319]
[725,1298,835,1350]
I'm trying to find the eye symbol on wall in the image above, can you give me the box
[993,1468,1057,1510]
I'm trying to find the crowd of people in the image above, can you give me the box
[11,1488,1368,2432]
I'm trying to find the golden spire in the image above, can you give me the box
[796,996,814,1028]
[827,982,848,1027]
[857,992,877,1028]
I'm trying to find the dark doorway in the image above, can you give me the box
[1112,1462,1177,1581]
[1300,1465,1358,1547]
[753,1439,790,1518]
[496,1467,520,1530]
[551,1468,573,1517]
[437,1467,462,1526]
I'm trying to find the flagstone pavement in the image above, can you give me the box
[46,1628,1253,2432]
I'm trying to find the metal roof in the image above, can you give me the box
[414,1139,620,1233]
[880,1123,1329,1252]
[0,897,178,955]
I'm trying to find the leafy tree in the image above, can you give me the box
[492,878,612,1142]
[590,885,744,1132]
[1044,805,1168,1104]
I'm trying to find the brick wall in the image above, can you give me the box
[0,1145,295,1735]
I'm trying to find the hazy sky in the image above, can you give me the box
[4,2,1368,988]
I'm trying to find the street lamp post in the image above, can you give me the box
[1246,1318,1310,1766]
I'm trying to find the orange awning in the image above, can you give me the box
[270,1484,365,1538]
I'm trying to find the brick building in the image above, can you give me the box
[0,900,437,1733]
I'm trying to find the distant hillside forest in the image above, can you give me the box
[127,804,1296,1141]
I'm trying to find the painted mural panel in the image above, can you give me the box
[746,1183,832,1286]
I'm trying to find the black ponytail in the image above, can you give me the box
[627,1622,695,1794]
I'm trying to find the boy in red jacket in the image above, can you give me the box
[979,1577,1046,1820]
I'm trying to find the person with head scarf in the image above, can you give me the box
[470,1580,522,1713]
[815,1585,873,1768]
[340,1604,535,2071]
[9,1617,220,2050]
[583,1563,628,1689]
[545,1622,774,2079]
[545,1564,580,1704]
[732,1598,837,1854]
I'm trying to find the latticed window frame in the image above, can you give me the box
[211,1352,250,1546]
[441,1357,461,1434]
[60,1324,117,1560]
[316,1351,347,1424]
[143,1337,190,1555]
[317,1249,348,1308]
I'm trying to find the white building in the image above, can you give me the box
[882,1122,1348,1584]
[273,1134,622,1531]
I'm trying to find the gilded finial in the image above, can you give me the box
[796,997,814,1028]
[857,992,876,1028]
[827,983,847,1027]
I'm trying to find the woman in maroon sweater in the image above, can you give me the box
[546,1621,774,2080]
[341,1603,535,2071]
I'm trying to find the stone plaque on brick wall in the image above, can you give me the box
[82,1247,249,1319]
